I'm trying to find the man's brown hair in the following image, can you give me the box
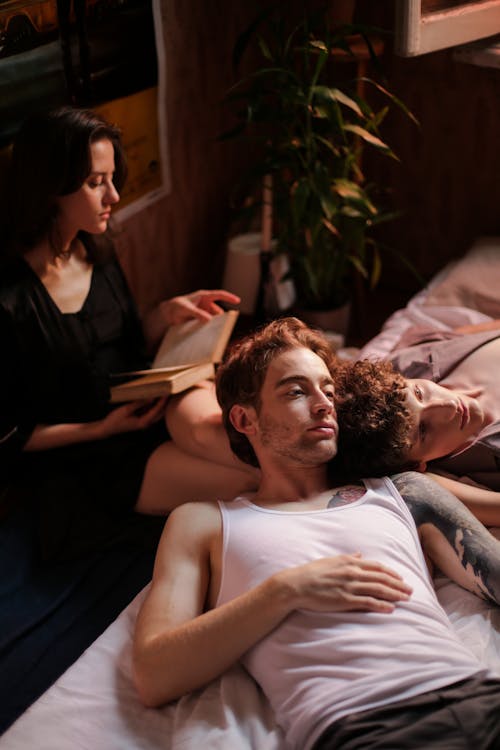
[332,359,414,478]
[216,317,338,467]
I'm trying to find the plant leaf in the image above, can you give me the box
[347,253,368,278]
[359,77,420,126]
[333,178,365,200]
[372,105,389,129]
[311,105,330,120]
[257,36,274,62]
[341,206,364,218]
[322,218,340,237]
[313,134,341,157]
[344,124,398,159]
[232,7,275,71]
[370,210,401,226]
[308,39,328,54]
[330,88,364,118]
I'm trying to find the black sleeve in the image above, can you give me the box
[0,307,37,478]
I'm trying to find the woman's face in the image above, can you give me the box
[56,138,120,237]
[404,378,492,465]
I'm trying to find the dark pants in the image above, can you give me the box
[313,677,500,750]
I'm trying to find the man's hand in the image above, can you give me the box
[160,289,241,326]
[277,553,412,614]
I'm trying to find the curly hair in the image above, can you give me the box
[216,317,338,467]
[332,358,415,479]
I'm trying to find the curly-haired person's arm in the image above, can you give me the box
[392,471,500,605]
[426,472,500,528]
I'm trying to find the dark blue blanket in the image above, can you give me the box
[0,497,163,734]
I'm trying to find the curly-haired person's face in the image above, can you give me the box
[404,378,493,465]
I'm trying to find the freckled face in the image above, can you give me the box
[254,347,338,467]
[56,138,120,237]
[404,378,490,463]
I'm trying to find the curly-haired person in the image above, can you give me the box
[332,350,500,527]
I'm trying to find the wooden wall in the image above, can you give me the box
[115,1,262,317]
[117,0,500,342]
[351,0,500,339]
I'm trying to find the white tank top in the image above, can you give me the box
[216,477,485,750]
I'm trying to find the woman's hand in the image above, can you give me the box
[159,289,240,327]
[24,398,168,451]
[98,398,167,438]
[143,289,241,353]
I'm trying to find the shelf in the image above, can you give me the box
[453,34,500,68]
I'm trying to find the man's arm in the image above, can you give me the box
[132,502,294,707]
[133,502,412,708]
[392,471,500,605]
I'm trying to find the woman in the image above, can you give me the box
[0,106,256,556]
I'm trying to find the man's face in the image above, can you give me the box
[404,378,491,464]
[251,347,338,467]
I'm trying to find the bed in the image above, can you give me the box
[1,556,499,750]
[357,236,500,362]
[1,237,500,749]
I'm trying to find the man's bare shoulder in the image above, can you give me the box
[166,500,221,539]
[153,501,222,574]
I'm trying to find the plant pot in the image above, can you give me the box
[294,302,351,341]
[222,233,262,315]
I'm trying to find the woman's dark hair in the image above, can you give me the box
[4,106,127,258]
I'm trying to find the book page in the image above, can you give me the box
[152,310,238,369]
[110,362,215,402]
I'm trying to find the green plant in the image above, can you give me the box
[223,5,417,311]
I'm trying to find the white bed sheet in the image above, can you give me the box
[1,584,284,750]
[2,531,500,750]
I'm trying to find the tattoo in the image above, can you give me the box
[392,471,500,605]
[328,485,366,508]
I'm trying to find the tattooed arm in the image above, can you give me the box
[391,471,500,606]
[426,472,500,528]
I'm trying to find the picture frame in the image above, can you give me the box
[395,0,500,56]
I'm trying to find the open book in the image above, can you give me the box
[110,310,239,402]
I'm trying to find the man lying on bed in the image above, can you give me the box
[133,317,500,750]
[332,345,500,527]
[358,319,500,489]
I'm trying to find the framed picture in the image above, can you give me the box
[0,0,170,217]
[395,0,500,56]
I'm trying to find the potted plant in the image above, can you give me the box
[222,4,417,328]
